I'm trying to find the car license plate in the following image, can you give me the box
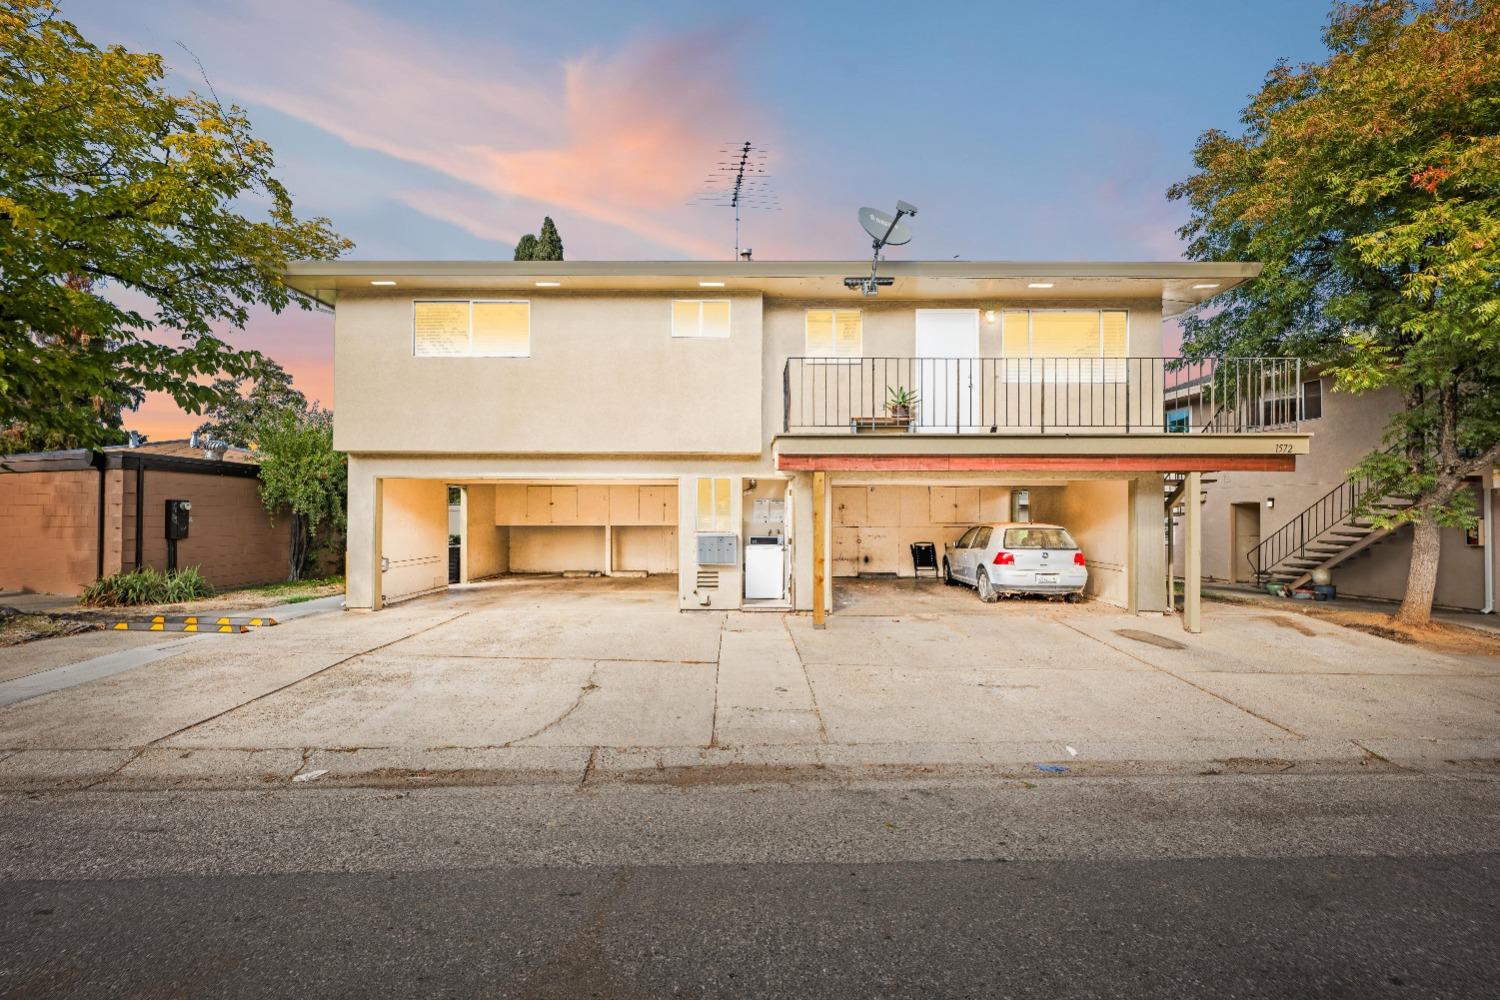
[1035,573,1059,585]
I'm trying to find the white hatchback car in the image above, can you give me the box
[942,522,1087,602]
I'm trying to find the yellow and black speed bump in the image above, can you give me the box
[111,621,249,633]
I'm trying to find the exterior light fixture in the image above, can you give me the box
[1266,497,1275,509]
[534,281,561,287]
[984,310,997,322]
[699,281,726,288]
[1192,283,1221,290]
[1027,282,1054,289]
[370,280,397,286]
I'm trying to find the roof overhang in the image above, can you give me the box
[281,260,1261,317]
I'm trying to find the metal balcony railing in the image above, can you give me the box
[781,356,1303,435]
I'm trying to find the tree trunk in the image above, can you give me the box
[287,512,309,582]
[1394,513,1442,627]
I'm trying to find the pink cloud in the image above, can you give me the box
[187,0,765,259]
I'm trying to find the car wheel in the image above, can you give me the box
[1065,592,1084,604]
[942,559,955,585]
[976,569,998,603]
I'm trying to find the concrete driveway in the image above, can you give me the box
[1,576,1497,790]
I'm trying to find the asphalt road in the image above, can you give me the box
[3,774,1499,998]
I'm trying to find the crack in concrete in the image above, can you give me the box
[505,661,603,747]
[1056,619,1306,739]
[139,611,473,751]
[782,614,830,744]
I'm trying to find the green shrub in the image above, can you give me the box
[80,567,213,607]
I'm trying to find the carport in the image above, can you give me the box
[357,478,684,609]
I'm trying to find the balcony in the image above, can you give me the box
[781,356,1304,435]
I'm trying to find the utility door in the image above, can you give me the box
[1231,502,1262,582]
[915,309,980,433]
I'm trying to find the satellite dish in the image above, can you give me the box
[859,206,913,246]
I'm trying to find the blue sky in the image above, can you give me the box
[61,0,1333,434]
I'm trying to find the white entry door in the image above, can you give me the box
[915,309,980,433]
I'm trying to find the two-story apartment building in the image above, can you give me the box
[280,260,1310,632]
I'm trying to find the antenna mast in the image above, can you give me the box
[691,141,780,259]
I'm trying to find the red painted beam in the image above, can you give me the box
[775,454,1295,473]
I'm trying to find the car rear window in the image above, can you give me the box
[1003,527,1077,549]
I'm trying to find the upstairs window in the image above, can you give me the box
[414,300,529,357]
[805,309,862,358]
[672,300,731,338]
[1301,378,1323,420]
[999,310,1128,357]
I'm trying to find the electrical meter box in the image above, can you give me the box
[165,499,191,540]
[696,533,738,566]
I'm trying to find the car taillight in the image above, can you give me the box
[1074,552,1087,566]
[993,551,1015,565]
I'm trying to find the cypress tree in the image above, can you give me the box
[534,216,564,260]
[512,233,538,260]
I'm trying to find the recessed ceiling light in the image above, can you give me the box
[1027,282,1054,289]
[534,281,561,287]
[698,281,726,288]
[1192,283,1221,290]
[370,280,397,286]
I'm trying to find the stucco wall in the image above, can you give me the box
[1046,479,1130,607]
[461,485,507,581]
[333,291,766,455]
[0,469,102,594]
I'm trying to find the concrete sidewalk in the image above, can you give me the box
[0,576,1496,792]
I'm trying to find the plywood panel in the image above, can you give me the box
[929,486,958,524]
[638,486,667,525]
[857,526,898,574]
[550,486,579,523]
[508,526,606,573]
[954,487,980,523]
[833,526,859,577]
[494,484,527,525]
[613,526,678,574]
[525,486,552,524]
[834,487,867,526]
[866,486,902,526]
[577,485,609,524]
[979,487,1009,522]
[898,486,930,525]
[608,485,640,524]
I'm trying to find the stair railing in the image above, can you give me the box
[1247,463,1385,584]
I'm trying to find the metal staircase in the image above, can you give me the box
[1248,465,1412,590]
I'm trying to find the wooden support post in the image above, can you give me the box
[812,470,827,629]
[1184,470,1201,634]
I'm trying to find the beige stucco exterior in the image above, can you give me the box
[298,260,1309,625]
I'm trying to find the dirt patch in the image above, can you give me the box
[1257,615,1318,637]
[1311,611,1500,656]
[0,607,100,647]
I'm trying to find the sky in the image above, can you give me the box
[62,0,1333,440]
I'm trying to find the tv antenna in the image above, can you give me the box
[691,141,780,259]
[845,201,918,296]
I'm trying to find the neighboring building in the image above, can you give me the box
[0,438,294,596]
[1172,372,1497,612]
[280,259,1310,631]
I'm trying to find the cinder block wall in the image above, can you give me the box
[131,470,291,588]
[0,469,103,594]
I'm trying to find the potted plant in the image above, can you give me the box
[886,385,918,421]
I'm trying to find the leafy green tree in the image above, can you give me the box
[253,403,345,581]
[194,356,306,449]
[512,233,537,260]
[1169,0,1500,626]
[534,215,564,260]
[0,0,350,449]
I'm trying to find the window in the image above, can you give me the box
[956,526,981,549]
[414,300,529,357]
[805,309,862,358]
[1166,407,1191,433]
[1302,378,1323,420]
[997,310,1128,381]
[695,477,732,532]
[673,299,731,339]
[973,526,993,549]
[1004,527,1077,550]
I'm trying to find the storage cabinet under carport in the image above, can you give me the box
[492,484,677,575]
[833,485,1011,577]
